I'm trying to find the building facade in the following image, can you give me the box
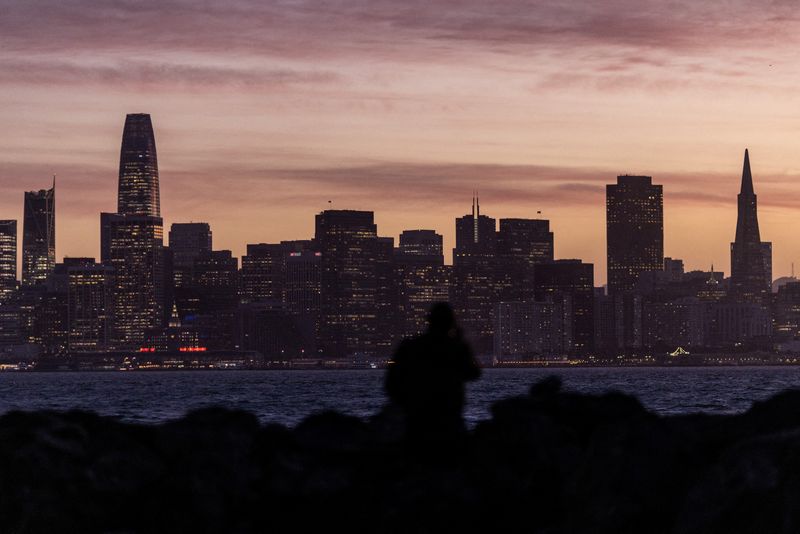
[65,258,115,351]
[118,113,160,217]
[496,218,554,301]
[0,220,16,302]
[534,260,594,355]
[730,149,772,303]
[395,230,450,339]
[315,210,388,358]
[101,213,165,348]
[606,175,663,295]
[22,180,55,286]
[452,196,498,354]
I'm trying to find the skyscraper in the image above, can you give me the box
[496,218,554,301]
[241,243,287,302]
[0,220,16,302]
[169,223,212,281]
[397,230,444,263]
[118,113,160,217]
[191,250,239,350]
[64,258,114,352]
[22,179,55,286]
[606,175,663,295]
[167,222,212,322]
[452,195,497,353]
[315,210,388,358]
[395,230,450,339]
[730,149,772,302]
[285,246,322,354]
[101,213,165,348]
[534,259,595,355]
[100,113,166,348]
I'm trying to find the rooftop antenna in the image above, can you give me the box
[471,190,475,218]
[472,190,479,244]
[793,262,796,278]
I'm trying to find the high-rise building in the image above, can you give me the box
[534,259,594,355]
[22,179,55,286]
[35,263,69,354]
[496,218,554,301]
[315,210,388,358]
[285,249,321,317]
[118,113,160,217]
[168,223,212,322]
[452,196,497,353]
[64,258,114,352]
[169,223,212,287]
[606,175,663,295]
[397,230,444,263]
[730,149,772,302]
[241,243,287,302]
[0,220,16,302]
[285,247,322,354]
[101,213,165,348]
[191,250,239,350]
[99,113,166,349]
[395,230,450,339]
[774,282,800,341]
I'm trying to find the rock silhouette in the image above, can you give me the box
[2,378,800,532]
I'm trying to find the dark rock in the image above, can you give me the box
[2,377,800,533]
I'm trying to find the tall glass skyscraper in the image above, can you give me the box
[118,113,160,217]
[101,113,165,348]
[22,179,55,286]
[0,220,16,302]
[101,213,164,348]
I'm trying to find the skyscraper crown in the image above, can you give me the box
[118,113,160,217]
[740,148,754,196]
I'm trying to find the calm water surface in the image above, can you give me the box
[1,367,800,426]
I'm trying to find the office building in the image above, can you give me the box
[22,179,55,286]
[606,175,663,295]
[730,149,772,302]
[118,113,160,217]
[0,220,16,302]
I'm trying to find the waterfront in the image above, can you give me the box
[2,367,799,427]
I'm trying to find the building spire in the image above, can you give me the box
[472,191,476,218]
[471,191,479,243]
[740,148,754,196]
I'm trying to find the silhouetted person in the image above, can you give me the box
[385,302,481,455]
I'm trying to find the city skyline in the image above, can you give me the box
[0,123,788,287]
[5,2,800,285]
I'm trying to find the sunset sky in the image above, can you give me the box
[3,0,800,285]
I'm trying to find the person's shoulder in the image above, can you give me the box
[391,336,419,361]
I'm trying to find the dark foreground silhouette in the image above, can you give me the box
[3,377,800,533]
[386,303,480,453]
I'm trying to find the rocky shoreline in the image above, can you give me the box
[1,377,799,533]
